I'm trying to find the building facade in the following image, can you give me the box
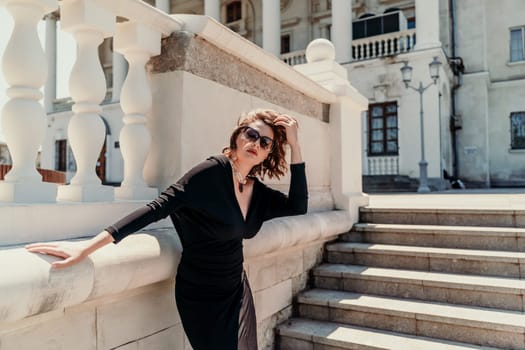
[39,0,525,188]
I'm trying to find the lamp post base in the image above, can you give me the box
[417,160,431,193]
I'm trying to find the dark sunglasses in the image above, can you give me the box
[241,127,274,150]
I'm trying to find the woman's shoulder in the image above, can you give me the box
[178,155,228,184]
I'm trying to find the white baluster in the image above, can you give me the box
[44,11,58,113]
[0,0,58,203]
[57,0,115,202]
[114,22,160,200]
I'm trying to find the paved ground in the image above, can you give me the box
[367,188,525,209]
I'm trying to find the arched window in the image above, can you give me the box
[226,1,242,23]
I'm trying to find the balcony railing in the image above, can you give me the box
[368,155,399,175]
[280,29,416,65]
[281,49,307,66]
[353,29,416,61]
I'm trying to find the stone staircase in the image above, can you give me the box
[276,207,525,349]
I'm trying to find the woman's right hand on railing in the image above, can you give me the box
[25,241,89,269]
[25,230,115,269]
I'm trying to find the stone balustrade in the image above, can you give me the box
[281,29,417,66]
[0,2,368,349]
[281,49,307,66]
[352,29,416,61]
[0,0,181,203]
[368,155,400,175]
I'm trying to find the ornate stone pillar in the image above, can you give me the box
[111,50,127,102]
[262,0,280,55]
[57,0,115,202]
[155,0,170,13]
[44,11,58,113]
[204,0,220,21]
[294,39,369,221]
[114,21,160,200]
[414,0,441,50]
[0,0,58,203]
[331,0,353,63]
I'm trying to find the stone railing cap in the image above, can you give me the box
[173,14,337,104]
[94,0,183,36]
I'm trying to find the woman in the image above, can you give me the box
[26,109,308,350]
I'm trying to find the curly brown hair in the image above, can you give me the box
[223,109,288,180]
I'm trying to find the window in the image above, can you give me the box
[368,102,399,156]
[55,140,67,172]
[226,1,242,23]
[353,12,405,39]
[407,17,415,29]
[511,112,525,149]
[510,27,525,62]
[281,34,291,54]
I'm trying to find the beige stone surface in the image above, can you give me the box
[136,326,184,350]
[254,279,292,321]
[248,256,278,292]
[114,342,138,350]
[96,281,180,350]
[149,32,328,121]
[0,307,96,350]
[257,305,293,350]
[303,244,325,271]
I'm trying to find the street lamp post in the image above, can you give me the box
[400,56,442,193]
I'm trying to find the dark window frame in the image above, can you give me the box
[510,111,525,149]
[55,139,67,172]
[281,33,291,54]
[226,1,242,23]
[368,101,399,156]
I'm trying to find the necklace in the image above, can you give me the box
[229,159,248,193]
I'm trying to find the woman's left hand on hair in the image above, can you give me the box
[274,114,299,148]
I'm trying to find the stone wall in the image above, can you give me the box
[1,210,353,349]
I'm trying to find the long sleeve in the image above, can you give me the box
[105,183,187,243]
[105,157,220,243]
[262,162,308,221]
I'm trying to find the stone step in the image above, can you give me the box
[359,207,525,228]
[277,318,502,350]
[342,223,525,252]
[313,264,525,311]
[296,289,525,349]
[325,242,525,278]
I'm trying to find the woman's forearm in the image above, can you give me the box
[289,143,303,164]
[82,230,115,257]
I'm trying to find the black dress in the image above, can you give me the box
[105,155,308,350]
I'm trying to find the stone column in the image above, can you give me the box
[414,0,441,50]
[204,0,220,21]
[44,11,58,114]
[114,22,160,200]
[262,0,280,55]
[331,0,353,63]
[294,39,369,222]
[57,0,115,202]
[0,0,59,203]
[155,0,170,13]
